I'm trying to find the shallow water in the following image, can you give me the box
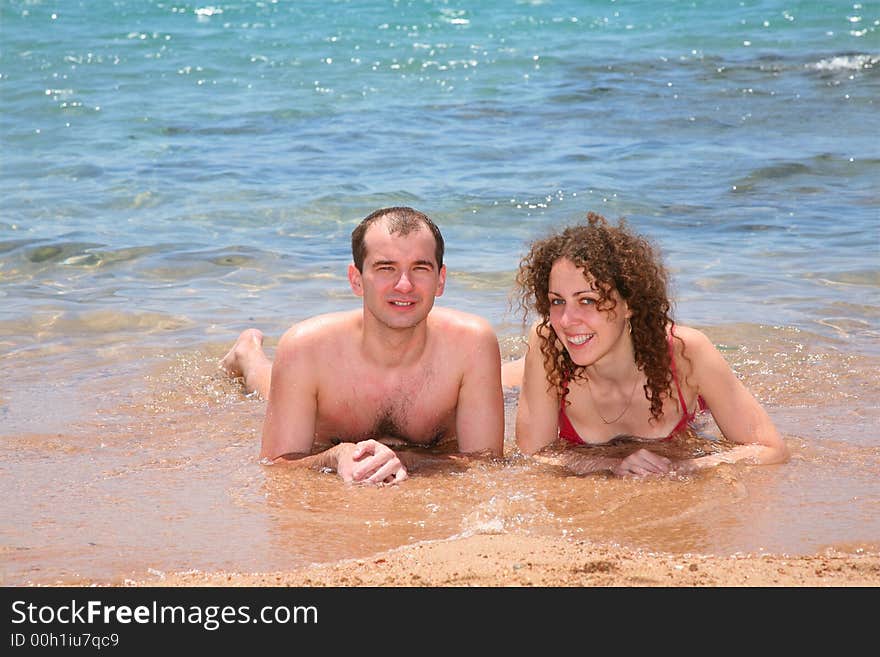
[1,1,879,584]
[1,325,878,585]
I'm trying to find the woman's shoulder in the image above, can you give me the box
[530,320,556,341]
[668,323,713,351]
[667,324,723,381]
[525,321,561,359]
[667,324,717,361]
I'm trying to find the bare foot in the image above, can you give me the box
[220,328,265,378]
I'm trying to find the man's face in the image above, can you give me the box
[348,221,446,330]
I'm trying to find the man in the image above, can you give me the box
[220,207,505,484]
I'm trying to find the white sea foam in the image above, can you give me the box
[810,54,879,71]
[194,6,223,18]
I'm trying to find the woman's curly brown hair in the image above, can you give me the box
[516,212,679,421]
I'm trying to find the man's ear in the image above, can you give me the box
[348,263,364,296]
[435,264,447,297]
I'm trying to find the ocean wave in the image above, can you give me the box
[810,54,879,71]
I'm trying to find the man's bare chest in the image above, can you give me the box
[314,370,459,447]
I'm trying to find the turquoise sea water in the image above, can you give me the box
[2,0,878,347]
[1,1,879,584]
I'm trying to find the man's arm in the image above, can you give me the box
[453,318,505,457]
[270,440,407,484]
[385,317,504,470]
[260,325,321,462]
[260,324,408,484]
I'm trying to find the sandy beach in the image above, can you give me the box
[128,533,880,588]
[4,3,878,597]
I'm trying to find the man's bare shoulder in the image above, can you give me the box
[427,308,500,376]
[428,306,497,340]
[277,310,361,353]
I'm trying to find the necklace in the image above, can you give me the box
[587,374,640,425]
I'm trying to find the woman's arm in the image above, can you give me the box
[674,326,789,471]
[515,325,563,455]
[534,447,674,476]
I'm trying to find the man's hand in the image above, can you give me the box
[335,440,408,485]
[611,448,672,477]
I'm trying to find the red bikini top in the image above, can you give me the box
[558,334,707,445]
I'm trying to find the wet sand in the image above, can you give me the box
[4,331,879,589]
[129,533,880,587]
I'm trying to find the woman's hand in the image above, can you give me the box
[611,448,672,477]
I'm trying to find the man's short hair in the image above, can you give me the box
[351,206,445,272]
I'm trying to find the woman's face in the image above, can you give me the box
[547,257,631,367]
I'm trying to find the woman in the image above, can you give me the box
[509,212,788,476]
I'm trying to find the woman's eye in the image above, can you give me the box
[580,298,595,305]
[550,298,563,306]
